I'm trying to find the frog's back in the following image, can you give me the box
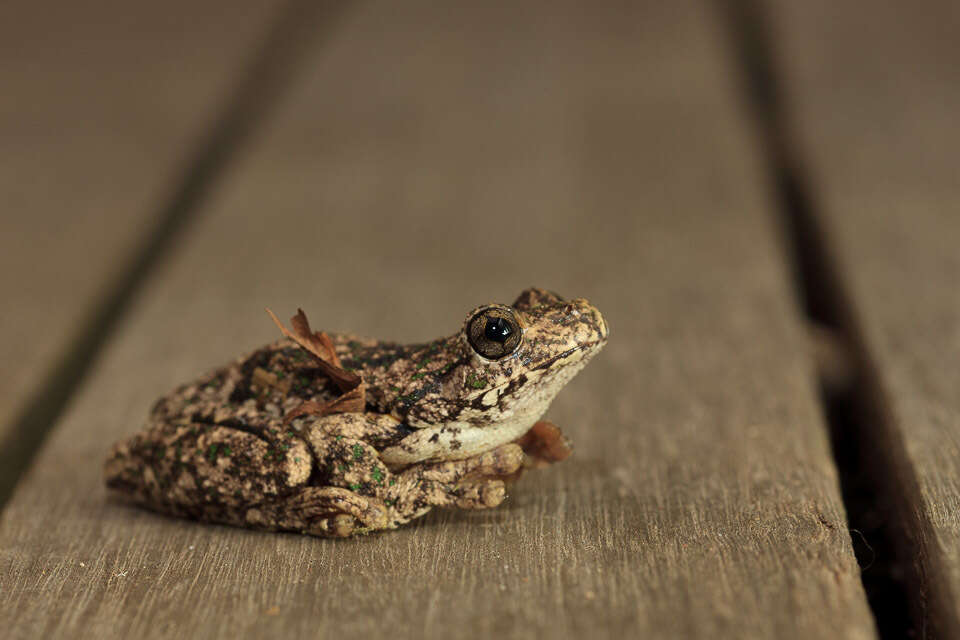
[150,338,344,429]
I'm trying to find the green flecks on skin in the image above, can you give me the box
[280,443,291,451]
[466,374,487,389]
[389,478,396,487]
[411,372,427,381]
[208,444,219,461]
[352,444,363,460]
[294,457,302,464]
[221,446,232,457]
[371,467,384,485]
[337,463,349,473]
[384,498,394,507]
[390,386,401,393]
[335,435,343,442]
[349,483,361,492]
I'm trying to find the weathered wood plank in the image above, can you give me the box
[0,1,282,446]
[765,0,960,633]
[0,1,875,638]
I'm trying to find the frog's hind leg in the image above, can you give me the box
[104,419,391,537]
[104,419,313,527]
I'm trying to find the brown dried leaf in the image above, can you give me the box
[289,309,342,367]
[314,331,342,368]
[266,308,360,392]
[320,383,366,415]
[282,384,367,426]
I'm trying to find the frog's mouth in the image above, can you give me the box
[529,344,589,371]
[527,339,605,373]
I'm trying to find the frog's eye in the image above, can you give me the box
[466,306,523,360]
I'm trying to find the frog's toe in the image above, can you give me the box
[289,487,389,534]
[308,513,360,537]
[475,444,524,477]
[514,420,573,468]
[453,479,506,509]
[417,443,524,484]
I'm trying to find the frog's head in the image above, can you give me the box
[395,288,608,459]
[456,287,608,417]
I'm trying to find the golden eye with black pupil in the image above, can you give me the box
[467,306,522,360]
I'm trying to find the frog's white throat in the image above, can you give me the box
[380,357,586,465]
[379,403,546,466]
[380,340,600,465]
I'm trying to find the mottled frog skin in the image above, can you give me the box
[104,288,608,537]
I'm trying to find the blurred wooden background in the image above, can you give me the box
[0,1,957,638]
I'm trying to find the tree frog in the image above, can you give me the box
[104,288,608,537]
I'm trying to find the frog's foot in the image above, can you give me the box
[251,486,390,538]
[447,479,507,509]
[389,444,524,516]
[513,420,573,470]
[417,443,525,484]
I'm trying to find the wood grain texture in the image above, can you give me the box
[765,0,960,632]
[0,1,875,638]
[0,0,282,439]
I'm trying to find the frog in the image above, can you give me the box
[104,287,608,537]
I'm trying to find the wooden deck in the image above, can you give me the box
[0,1,955,638]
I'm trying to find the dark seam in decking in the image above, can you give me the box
[716,0,958,638]
[0,0,357,511]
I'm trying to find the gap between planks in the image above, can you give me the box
[717,0,957,637]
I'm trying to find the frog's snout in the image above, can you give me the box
[570,298,609,344]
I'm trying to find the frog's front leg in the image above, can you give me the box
[389,443,525,516]
[305,413,524,532]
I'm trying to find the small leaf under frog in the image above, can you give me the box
[104,287,608,537]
